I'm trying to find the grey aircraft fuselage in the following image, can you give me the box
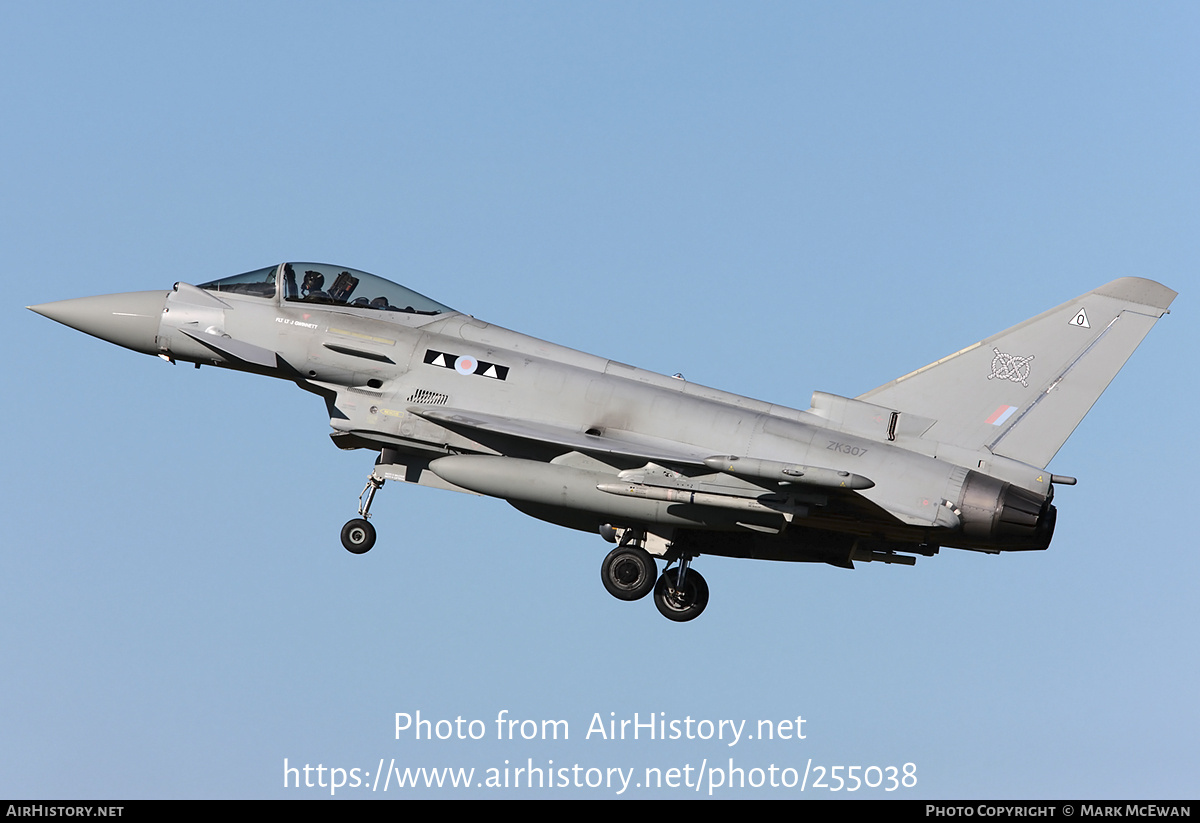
[29,263,1176,621]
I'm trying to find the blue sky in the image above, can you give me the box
[3,2,1196,798]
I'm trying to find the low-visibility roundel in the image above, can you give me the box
[423,348,510,381]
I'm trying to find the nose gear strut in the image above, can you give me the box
[340,473,384,554]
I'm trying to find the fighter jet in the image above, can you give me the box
[29,264,1175,621]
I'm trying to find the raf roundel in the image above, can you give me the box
[454,355,477,375]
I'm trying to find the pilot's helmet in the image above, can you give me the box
[370,296,390,308]
[302,271,325,292]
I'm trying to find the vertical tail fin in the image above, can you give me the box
[858,278,1176,468]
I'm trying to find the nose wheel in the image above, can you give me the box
[341,518,376,554]
[342,474,384,554]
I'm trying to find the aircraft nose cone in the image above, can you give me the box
[28,291,167,356]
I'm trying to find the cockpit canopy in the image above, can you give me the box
[199,263,453,315]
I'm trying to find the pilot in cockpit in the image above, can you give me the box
[301,270,329,302]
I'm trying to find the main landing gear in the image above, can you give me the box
[599,528,709,622]
[336,472,709,622]
[601,543,658,601]
[340,474,383,554]
[652,562,709,623]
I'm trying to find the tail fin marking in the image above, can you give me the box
[857,278,1176,468]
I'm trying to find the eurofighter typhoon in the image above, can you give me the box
[30,264,1175,621]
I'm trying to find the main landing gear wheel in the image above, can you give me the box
[653,567,709,622]
[601,545,657,601]
[341,518,376,554]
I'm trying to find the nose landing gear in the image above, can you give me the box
[341,474,383,554]
[340,518,376,554]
